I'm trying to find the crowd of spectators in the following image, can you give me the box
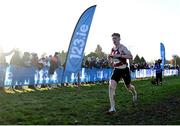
[130,62,179,71]
[7,50,62,72]
[82,55,180,72]
[82,56,110,69]
[0,48,179,90]
[2,48,178,72]
[0,49,62,89]
[130,62,151,72]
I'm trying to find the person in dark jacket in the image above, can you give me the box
[154,59,162,85]
[48,52,61,75]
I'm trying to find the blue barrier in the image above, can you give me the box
[1,65,178,87]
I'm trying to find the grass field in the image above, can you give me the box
[0,76,180,125]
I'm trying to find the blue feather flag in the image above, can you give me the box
[64,5,96,74]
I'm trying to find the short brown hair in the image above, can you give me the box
[112,33,120,37]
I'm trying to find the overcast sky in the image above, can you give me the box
[0,0,180,62]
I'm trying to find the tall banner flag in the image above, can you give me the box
[160,42,166,70]
[64,5,96,73]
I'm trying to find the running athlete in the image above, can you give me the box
[107,33,137,114]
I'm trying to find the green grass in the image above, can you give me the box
[0,76,180,125]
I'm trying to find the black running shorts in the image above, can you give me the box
[110,67,131,86]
